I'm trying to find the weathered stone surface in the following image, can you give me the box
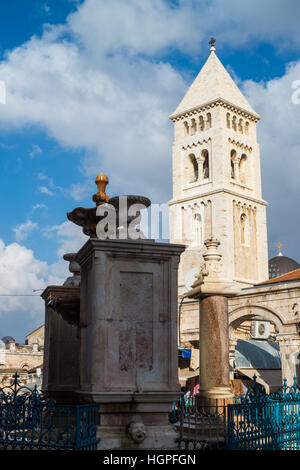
[41,286,80,401]
[76,238,185,449]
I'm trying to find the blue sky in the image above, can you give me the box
[0,0,300,341]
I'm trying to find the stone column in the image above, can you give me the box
[185,238,239,404]
[76,238,185,450]
[277,334,300,386]
[199,295,233,401]
[229,338,237,382]
[196,156,204,182]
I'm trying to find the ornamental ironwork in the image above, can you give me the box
[0,373,99,450]
[228,375,300,450]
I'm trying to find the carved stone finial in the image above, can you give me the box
[92,173,109,206]
[209,37,216,52]
[191,238,223,289]
[63,253,81,287]
[202,238,222,263]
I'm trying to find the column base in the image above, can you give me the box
[197,386,234,400]
[97,425,179,450]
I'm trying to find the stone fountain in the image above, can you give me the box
[42,173,185,449]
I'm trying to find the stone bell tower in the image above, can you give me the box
[169,39,269,301]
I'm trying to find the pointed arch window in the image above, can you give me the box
[190,118,197,135]
[202,149,209,179]
[199,116,205,131]
[226,113,231,128]
[232,116,237,131]
[193,212,203,246]
[206,113,212,129]
[238,119,243,133]
[187,154,198,183]
[245,122,249,135]
[240,213,248,245]
[231,149,237,179]
[239,154,247,184]
[183,121,189,136]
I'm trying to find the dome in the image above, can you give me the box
[1,336,15,345]
[269,256,300,279]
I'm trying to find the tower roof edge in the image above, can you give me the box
[171,51,258,119]
[169,97,260,121]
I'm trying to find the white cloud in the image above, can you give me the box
[0,1,188,202]
[243,61,300,258]
[29,144,42,159]
[36,173,65,197]
[67,0,300,57]
[32,203,47,210]
[44,220,87,257]
[1,0,298,205]
[0,239,65,339]
[13,220,38,242]
[42,4,51,15]
[38,186,54,196]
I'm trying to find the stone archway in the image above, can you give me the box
[229,304,285,341]
[228,304,289,386]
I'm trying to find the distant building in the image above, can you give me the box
[269,248,300,279]
[0,325,44,388]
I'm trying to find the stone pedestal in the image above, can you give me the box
[41,286,80,402]
[198,295,233,403]
[75,238,185,450]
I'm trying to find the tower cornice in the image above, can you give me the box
[168,188,268,207]
[169,97,260,122]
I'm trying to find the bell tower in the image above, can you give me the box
[169,40,269,295]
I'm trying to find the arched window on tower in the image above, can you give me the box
[188,154,198,183]
[202,150,209,179]
[240,213,248,245]
[199,116,205,131]
[238,119,243,133]
[190,118,197,135]
[183,121,189,136]
[231,150,237,179]
[193,213,203,246]
[206,113,212,129]
[245,122,249,135]
[239,154,247,184]
[232,116,237,131]
[226,113,231,128]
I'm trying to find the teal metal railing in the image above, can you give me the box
[0,373,99,450]
[227,375,300,450]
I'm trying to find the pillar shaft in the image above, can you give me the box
[198,295,233,401]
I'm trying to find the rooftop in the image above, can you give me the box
[257,267,300,286]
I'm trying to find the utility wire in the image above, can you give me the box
[0,294,41,297]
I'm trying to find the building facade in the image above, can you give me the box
[169,43,300,387]
[0,325,44,387]
[169,43,269,295]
